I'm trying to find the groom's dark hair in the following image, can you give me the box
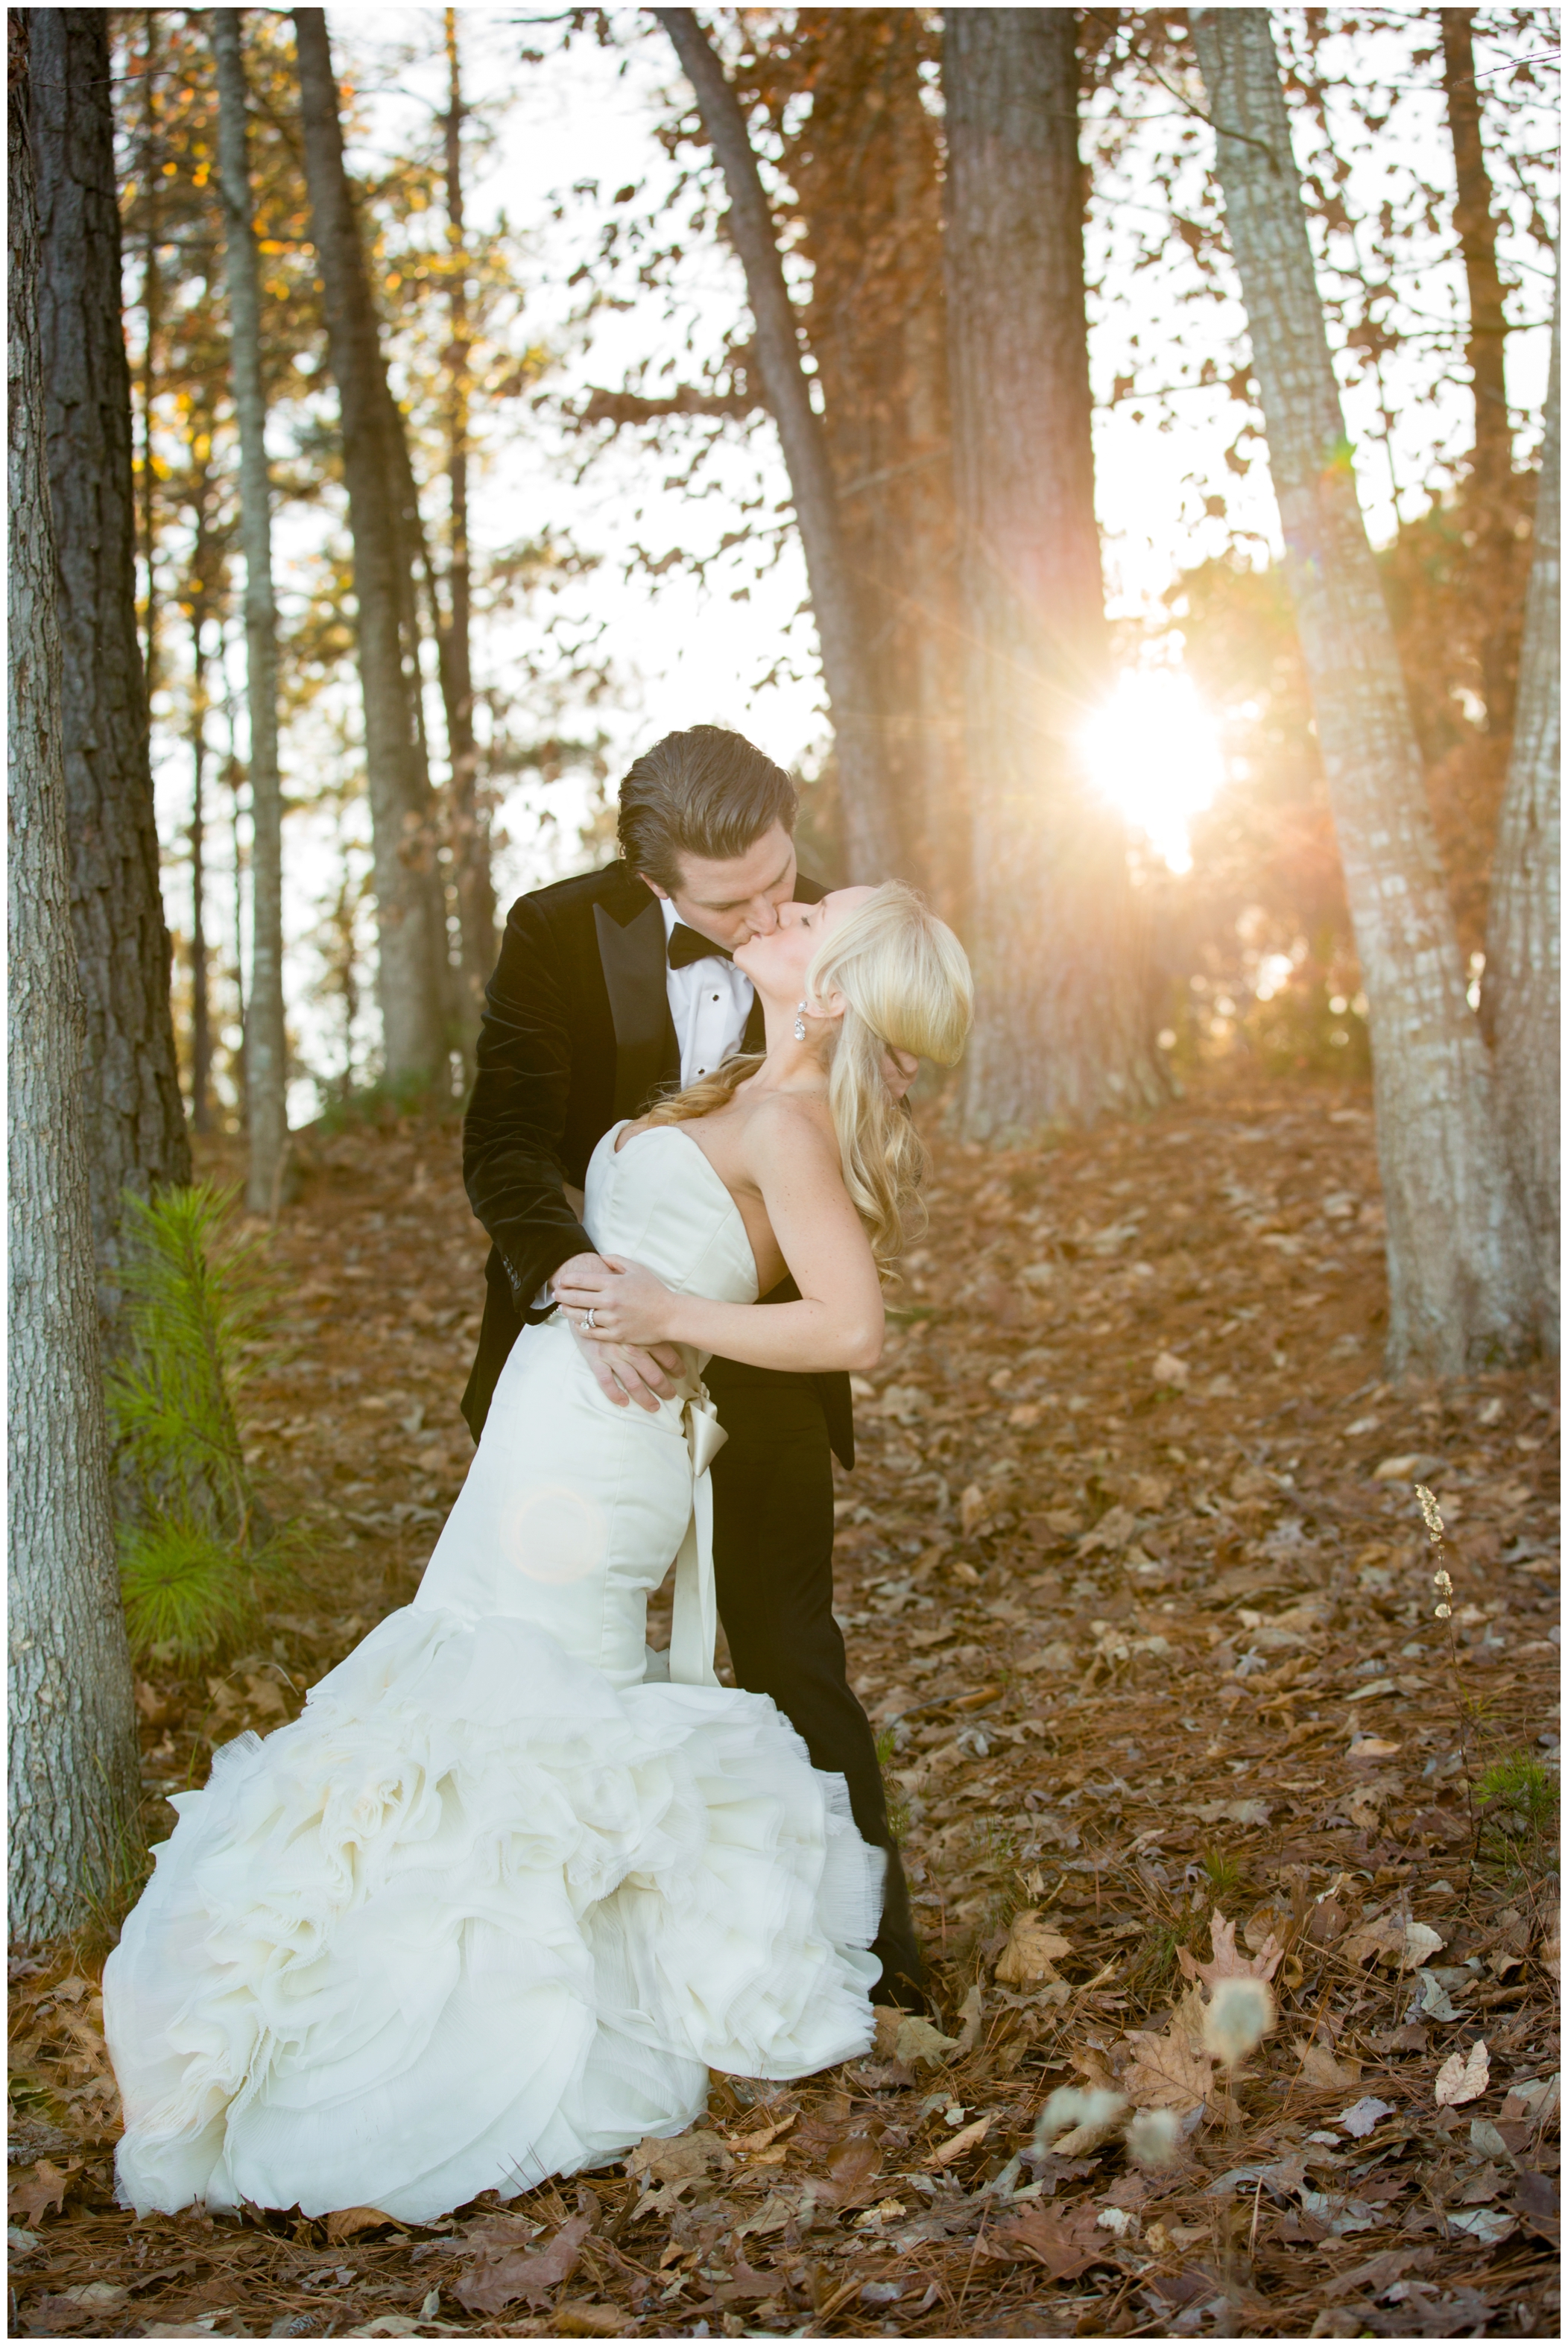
[618,726,798,891]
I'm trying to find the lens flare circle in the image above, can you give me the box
[1081,671,1224,874]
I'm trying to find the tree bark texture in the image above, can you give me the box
[1441,10,1512,502]
[1483,267,1559,1348]
[655,8,898,882]
[188,568,213,1134]
[9,14,142,1947]
[1440,7,1522,736]
[942,8,1163,1140]
[294,7,447,1084]
[786,7,967,921]
[29,8,191,1332]
[1191,7,1537,1373]
[441,9,494,1040]
[212,7,289,1213]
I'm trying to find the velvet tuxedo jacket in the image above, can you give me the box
[460,856,853,1467]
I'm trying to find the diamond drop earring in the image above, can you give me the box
[794,1001,808,1042]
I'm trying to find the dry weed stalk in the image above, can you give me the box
[1414,1482,1479,1862]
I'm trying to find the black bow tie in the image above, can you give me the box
[668,923,733,970]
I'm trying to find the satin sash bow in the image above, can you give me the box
[668,1386,728,1686]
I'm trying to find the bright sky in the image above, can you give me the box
[148,7,1558,1118]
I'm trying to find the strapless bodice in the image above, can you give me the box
[583,1122,759,1309]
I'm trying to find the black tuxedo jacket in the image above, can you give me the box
[460,857,853,1466]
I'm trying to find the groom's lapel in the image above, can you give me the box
[595,894,679,1119]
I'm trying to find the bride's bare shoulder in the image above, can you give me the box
[739,1090,838,1171]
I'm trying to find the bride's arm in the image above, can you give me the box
[552,1101,886,1373]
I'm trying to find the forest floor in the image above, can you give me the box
[8,1063,1561,2341]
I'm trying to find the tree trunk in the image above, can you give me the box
[785,7,967,921]
[1441,10,1512,502]
[189,592,212,1134]
[212,7,289,1213]
[30,7,191,1333]
[942,8,1163,1140]
[293,6,447,1086]
[1483,265,1559,1349]
[654,7,898,882]
[1440,7,1520,736]
[9,13,142,1947]
[442,7,494,1034]
[1190,7,1537,1373]
[138,8,159,705]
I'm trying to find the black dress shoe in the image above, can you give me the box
[870,1964,931,2014]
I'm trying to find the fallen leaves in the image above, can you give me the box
[998,2199,1116,2282]
[1337,2095,1397,2138]
[1121,2008,1213,2118]
[926,2114,992,2166]
[871,2006,959,2068]
[452,2211,592,2316]
[1178,1906,1284,1989]
[7,2160,76,2228]
[1435,2040,1491,2108]
[1341,1912,1447,1970]
[993,1911,1072,1987]
[323,2205,399,2243]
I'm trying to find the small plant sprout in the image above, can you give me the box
[1124,2105,1180,2169]
[1201,1973,1276,2068]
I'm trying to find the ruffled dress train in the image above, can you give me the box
[104,1127,882,2225]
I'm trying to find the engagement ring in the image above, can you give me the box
[582,1309,597,1330]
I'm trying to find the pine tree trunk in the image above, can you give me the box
[1483,268,1559,1348]
[138,9,160,705]
[29,7,191,1332]
[788,7,967,920]
[9,13,141,1947]
[654,7,898,882]
[1440,7,1520,736]
[1191,7,1537,1373]
[293,7,446,1087]
[442,10,494,1036]
[189,587,212,1134]
[943,9,1163,1140]
[212,7,289,1214]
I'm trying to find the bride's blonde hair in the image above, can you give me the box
[645,881,973,1274]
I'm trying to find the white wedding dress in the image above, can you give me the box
[104,1125,882,2225]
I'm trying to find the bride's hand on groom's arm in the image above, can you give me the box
[551,1252,683,1409]
[552,1254,684,1353]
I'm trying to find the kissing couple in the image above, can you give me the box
[106,727,973,2226]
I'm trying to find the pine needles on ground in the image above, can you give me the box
[109,1183,298,1664]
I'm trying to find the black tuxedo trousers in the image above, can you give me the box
[700,1356,919,1998]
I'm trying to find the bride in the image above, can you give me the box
[105,880,973,2228]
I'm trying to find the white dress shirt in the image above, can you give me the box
[661,897,755,1088]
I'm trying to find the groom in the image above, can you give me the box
[460,725,924,2005]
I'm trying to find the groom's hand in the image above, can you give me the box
[552,1252,682,1411]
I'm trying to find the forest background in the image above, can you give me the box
[118,4,1556,1128]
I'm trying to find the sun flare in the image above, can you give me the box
[1081,671,1224,875]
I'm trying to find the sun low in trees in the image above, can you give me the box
[942,9,1166,1141]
